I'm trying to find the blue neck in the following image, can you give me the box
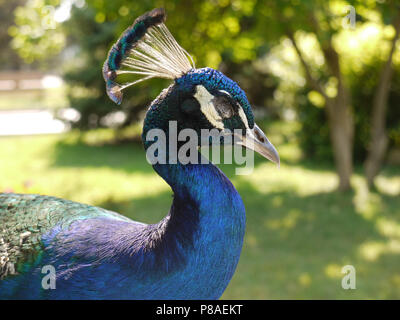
[152,159,246,298]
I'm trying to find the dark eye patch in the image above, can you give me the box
[212,95,236,119]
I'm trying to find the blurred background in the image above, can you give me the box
[0,0,400,299]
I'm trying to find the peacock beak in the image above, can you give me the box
[235,123,280,167]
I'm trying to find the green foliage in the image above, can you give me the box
[10,0,65,63]
[62,6,119,128]
[295,89,333,161]
[258,0,400,163]
[0,0,25,70]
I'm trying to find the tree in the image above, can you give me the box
[10,0,65,65]
[258,0,356,190]
[365,6,400,189]
[0,0,26,70]
[260,0,399,191]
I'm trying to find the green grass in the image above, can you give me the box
[0,127,399,299]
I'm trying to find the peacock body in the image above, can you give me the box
[0,8,278,299]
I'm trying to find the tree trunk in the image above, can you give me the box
[365,16,400,189]
[287,31,354,191]
[326,95,353,191]
[322,45,354,191]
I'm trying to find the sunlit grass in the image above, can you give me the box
[0,131,399,299]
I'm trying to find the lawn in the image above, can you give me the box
[0,125,399,299]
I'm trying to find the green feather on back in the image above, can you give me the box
[0,193,129,280]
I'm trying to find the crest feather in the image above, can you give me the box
[103,8,195,104]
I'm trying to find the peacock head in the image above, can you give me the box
[103,8,279,165]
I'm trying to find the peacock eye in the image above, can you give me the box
[212,95,235,119]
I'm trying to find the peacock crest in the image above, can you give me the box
[103,8,195,105]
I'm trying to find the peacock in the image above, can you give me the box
[0,8,279,299]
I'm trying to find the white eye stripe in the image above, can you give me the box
[238,107,249,129]
[193,85,224,129]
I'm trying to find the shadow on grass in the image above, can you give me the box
[51,139,152,174]
[51,138,329,175]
